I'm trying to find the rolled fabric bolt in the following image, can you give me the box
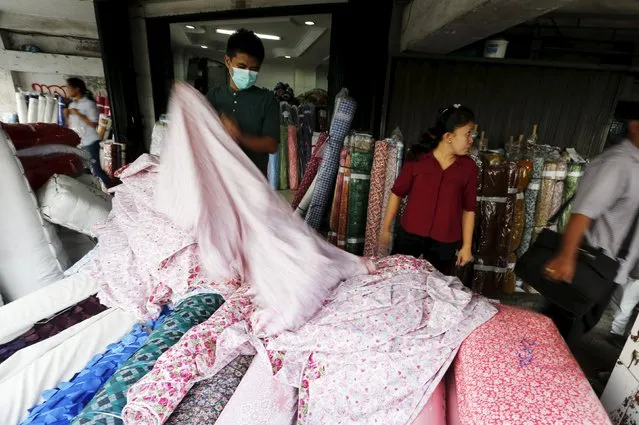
[15,92,28,124]
[27,96,39,123]
[58,97,66,127]
[37,95,47,123]
[43,96,56,124]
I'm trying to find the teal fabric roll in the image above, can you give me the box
[72,294,224,425]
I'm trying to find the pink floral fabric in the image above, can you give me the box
[123,256,497,425]
[453,305,611,425]
[85,154,239,320]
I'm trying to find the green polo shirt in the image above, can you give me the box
[207,85,280,176]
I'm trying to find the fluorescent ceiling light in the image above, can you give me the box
[216,29,281,40]
[200,45,208,49]
[304,21,315,26]
[285,55,292,59]
[185,25,196,29]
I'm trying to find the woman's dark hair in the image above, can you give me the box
[66,77,94,100]
[407,105,475,160]
[226,28,265,63]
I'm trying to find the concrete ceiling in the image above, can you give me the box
[170,14,331,66]
[0,0,96,23]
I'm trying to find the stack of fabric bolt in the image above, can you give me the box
[328,133,374,254]
[305,89,357,230]
[362,135,404,257]
[472,155,520,298]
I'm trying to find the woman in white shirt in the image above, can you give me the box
[65,78,112,187]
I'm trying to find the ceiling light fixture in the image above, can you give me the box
[304,21,315,26]
[200,45,208,49]
[285,55,292,59]
[185,25,196,30]
[216,29,281,40]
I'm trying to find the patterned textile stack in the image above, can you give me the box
[305,89,357,230]
[472,157,518,297]
[71,294,224,424]
[327,134,374,254]
[291,132,328,213]
[297,104,315,177]
[363,137,404,257]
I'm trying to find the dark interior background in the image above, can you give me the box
[384,57,627,158]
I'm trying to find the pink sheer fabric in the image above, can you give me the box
[154,83,372,336]
[123,256,497,425]
[85,154,238,319]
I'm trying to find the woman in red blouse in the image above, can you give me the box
[380,105,477,275]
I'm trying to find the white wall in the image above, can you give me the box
[0,0,103,118]
[257,63,319,94]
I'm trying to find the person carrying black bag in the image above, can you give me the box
[539,108,639,344]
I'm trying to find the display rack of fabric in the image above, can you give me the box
[0,295,106,363]
[71,293,224,425]
[305,89,357,230]
[291,132,328,210]
[20,314,166,425]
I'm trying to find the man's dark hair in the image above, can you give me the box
[226,28,265,63]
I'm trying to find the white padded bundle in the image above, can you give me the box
[38,174,112,236]
[0,130,69,302]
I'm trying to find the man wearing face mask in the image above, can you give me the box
[208,28,280,176]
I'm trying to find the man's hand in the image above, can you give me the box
[544,254,576,283]
[220,114,242,143]
[456,245,473,266]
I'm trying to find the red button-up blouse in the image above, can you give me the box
[391,152,478,243]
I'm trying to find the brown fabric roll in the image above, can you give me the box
[503,252,518,295]
[497,161,519,255]
[476,161,509,256]
[472,256,508,298]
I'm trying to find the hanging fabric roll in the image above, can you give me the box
[287,106,299,190]
[278,102,290,190]
[510,160,532,252]
[15,92,28,124]
[533,161,558,228]
[305,89,357,230]
[291,132,328,210]
[363,140,389,257]
[558,163,584,231]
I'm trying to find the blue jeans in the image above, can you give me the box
[83,141,113,188]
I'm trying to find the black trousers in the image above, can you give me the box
[392,227,459,275]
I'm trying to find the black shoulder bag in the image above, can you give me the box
[515,198,639,316]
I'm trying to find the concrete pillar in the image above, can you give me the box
[401,0,579,54]
[0,32,17,115]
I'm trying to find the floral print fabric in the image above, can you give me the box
[123,256,497,425]
[454,305,611,425]
[84,155,238,320]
